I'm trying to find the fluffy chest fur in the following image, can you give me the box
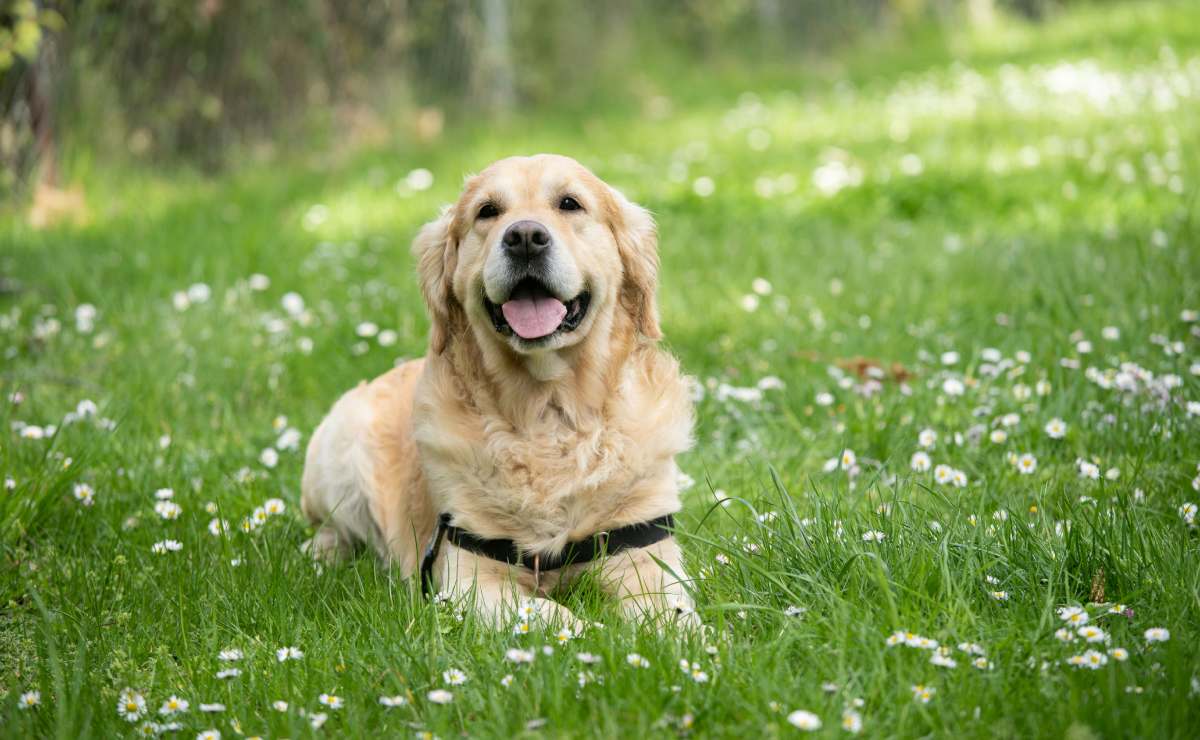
[413,349,693,555]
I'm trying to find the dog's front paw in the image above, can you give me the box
[508,597,596,636]
[301,528,352,564]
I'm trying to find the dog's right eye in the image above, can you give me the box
[477,203,499,220]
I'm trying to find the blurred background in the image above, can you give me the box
[4,0,1069,205]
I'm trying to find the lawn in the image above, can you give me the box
[2,1,1200,737]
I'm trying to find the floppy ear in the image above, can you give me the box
[411,207,459,354]
[609,189,662,340]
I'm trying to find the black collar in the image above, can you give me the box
[420,513,675,596]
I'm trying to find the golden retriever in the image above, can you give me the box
[300,154,695,629]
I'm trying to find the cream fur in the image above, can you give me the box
[300,154,696,629]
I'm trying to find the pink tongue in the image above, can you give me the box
[501,290,567,339]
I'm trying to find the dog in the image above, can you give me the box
[300,154,696,629]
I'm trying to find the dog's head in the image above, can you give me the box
[413,155,660,364]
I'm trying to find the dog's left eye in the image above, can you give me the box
[558,196,583,212]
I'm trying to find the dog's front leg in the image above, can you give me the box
[600,537,699,628]
[434,544,588,631]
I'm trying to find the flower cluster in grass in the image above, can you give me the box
[5,192,1199,737]
[2,5,1200,736]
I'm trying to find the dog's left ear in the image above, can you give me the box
[412,207,459,354]
[607,187,662,340]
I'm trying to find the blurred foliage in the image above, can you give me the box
[0,0,62,71]
[0,0,1083,185]
[0,0,62,191]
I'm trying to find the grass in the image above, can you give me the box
[2,1,1200,736]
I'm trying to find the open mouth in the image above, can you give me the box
[484,277,590,341]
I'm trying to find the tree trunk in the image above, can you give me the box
[479,0,514,111]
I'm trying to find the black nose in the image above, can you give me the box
[501,220,551,262]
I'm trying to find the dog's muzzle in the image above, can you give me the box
[484,278,590,341]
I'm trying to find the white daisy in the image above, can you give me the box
[276,427,302,451]
[1077,650,1108,669]
[841,709,863,733]
[930,648,958,669]
[1177,502,1196,526]
[910,452,931,472]
[839,449,857,470]
[216,649,242,663]
[1058,606,1089,626]
[117,689,147,722]
[155,500,182,520]
[427,689,453,704]
[957,642,986,656]
[276,646,304,662]
[787,710,822,730]
[159,696,189,715]
[934,465,954,485]
[1144,627,1170,643]
[1044,418,1067,438]
[259,448,279,468]
[1016,453,1037,475]
[626,653,651,668]
[70,483,96,507]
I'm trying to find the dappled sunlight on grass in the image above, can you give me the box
[1,1,1198,737]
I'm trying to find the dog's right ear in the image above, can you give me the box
[412,207,458,354]
[607,187,662,341]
